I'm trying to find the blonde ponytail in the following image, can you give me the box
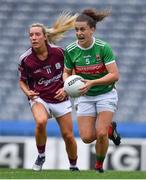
[46,11,78,43]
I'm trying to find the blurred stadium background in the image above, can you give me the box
[0,0,146,171]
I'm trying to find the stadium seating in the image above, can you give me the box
[0,0,146,123]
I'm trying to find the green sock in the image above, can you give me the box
[96,155,105,163]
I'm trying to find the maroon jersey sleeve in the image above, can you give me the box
[18,48,32,82]
[18,59,27,81]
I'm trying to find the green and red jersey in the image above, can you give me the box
[64,37,116,96]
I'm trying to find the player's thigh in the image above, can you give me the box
[77,101,96,136]
[31,102,49,124]
[96,90,118,134]
[77,115,96,138]
[56,112,74,136]
[96,111,114,135]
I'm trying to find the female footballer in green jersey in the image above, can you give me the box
[63,8,120,173]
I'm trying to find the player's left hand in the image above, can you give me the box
[79,79,93,95]
[54,88,67,101]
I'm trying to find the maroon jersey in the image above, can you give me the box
[18,44,67,103]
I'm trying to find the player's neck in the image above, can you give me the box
[35,46,48,61]
[78,37,94,49]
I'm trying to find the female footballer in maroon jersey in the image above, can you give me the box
[18,12,79,171]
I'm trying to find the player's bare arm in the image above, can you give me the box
[91,62,119,86]
[19,80,39,100]
[63,68,73,81]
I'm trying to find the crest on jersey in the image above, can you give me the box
[96,54,102,63]
[55,63,61,69]
[96,54,100,60]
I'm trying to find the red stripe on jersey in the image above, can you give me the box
[75,63,107,74]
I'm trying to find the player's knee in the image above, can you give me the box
[36,120,46,132]
[62,132,74,143]
[81,134,95,144]
[96,129,107,141]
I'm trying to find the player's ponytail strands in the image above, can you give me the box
[82,8,111,23]
[46,11,78,43]
[76,8,111,28]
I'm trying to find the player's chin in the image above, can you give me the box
[78,39,85,44]
[32,44,40,49]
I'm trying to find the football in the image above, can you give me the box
[64,75,85,97]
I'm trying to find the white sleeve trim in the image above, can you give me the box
[64,65,72,70]
[105,60,115,65]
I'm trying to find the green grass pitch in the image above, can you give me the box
[0,169,146,179]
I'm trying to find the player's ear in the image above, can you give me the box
[45,34,48,42]
[91,27,95,34]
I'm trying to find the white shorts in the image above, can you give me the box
[76,89,118,117]
[29,97,72,118]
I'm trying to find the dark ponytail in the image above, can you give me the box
[76,8,111,28]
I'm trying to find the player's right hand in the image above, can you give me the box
[26,90,40,100]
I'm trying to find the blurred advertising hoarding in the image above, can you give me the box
[0,137,146,171]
